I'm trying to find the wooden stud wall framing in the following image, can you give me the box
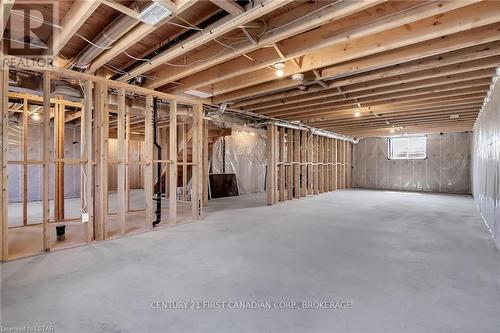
[266,125,353,205]
[0,64,205,261]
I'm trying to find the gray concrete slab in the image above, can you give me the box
[2,189,500,333]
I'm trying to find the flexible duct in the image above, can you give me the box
[73,1,146,69]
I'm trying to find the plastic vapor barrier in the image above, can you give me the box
[353,133,471,194]
[473,74,500,249]
[212,126,267,195]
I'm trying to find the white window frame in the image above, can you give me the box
[388,136,427,160]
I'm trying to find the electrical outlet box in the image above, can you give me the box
[82,213,89,223]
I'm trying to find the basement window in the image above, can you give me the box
[388,136,427,160]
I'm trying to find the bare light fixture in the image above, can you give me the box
[32,112,41,121]
[291,73,304,81]
[390,127,395,134]
[450,114,460,119]
[274,62,285,77]
[354,109,361,118]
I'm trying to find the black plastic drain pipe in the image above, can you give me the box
[153,97,162,227]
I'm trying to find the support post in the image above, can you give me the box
[144,95,153,230]
[192,104,203,220]
[93,81,107,240]
[203,119,209,205]
[42,71,51,251]
[266,124,276,205]
[22,97,28,226]
[293,129,300,199]
[279,127,285,202]
[1,64,9,260]
[117,88,126,234]
[83,81,93,242]
[169,100,177,225]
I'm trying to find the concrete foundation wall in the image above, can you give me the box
[353,132,471,194]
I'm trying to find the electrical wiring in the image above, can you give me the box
[3,37,47,49]
[164,20,203,31]
[124,51,152,63]
[163,40,248,68]
[260,0,341,37]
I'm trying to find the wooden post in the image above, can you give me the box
[117,88,126,235]
[1,65,9,260]
[287,128,293,201]
[334,139,338,191]
[169,101,177,225]
[182,123,188,201]
[125,112,130,212]
[293,129,300,199]
[22,97,28,226]
[93,81,107,240]
[144,95,153,230]
[54,100,65,220]
[202,119,209,205]
[314,135,319,195]
[279,127,285,202]
[266,124,276,205]
[319,136,324,194]
[42,71,51,251]
[307,132,313,196]
[300,130,307,197]
[191,104,203,220]
[83,81,93,242]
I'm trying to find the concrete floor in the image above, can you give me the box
[2,189,500,333]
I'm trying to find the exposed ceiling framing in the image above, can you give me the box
[2,0,500,137]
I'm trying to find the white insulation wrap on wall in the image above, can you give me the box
[212,126,267,194]
[473,75,500,249]
[353,133,471,194]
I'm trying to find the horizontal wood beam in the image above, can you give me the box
[233,43,500,109]
[146,0,386,89]
[338,123,474,137]
[242,61,499,112]
[209,0,245,15]
[310,102,482,124]
[212,6,500,103]
[116,0,294,81]
[88,0,199,73]
[102,0,139,19]
[260,74,493,117]
[48,0,103,56]
[281,88,489,121]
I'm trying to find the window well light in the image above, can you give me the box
[32,112,41,121]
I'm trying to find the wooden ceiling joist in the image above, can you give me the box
[232,41,500,109]
[114,0,295,82]
[240,62,499,112]
[259,74,493,116]
[88,0,199,73]
[208,2,500,100]
[209,0,245,16]
[146,0,386,89]
[48,0,103,57]
[282,88,489,121]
